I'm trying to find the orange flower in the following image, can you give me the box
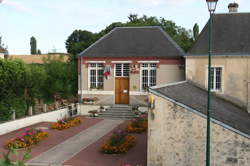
[101,135,136,154]
[50,117,82,130]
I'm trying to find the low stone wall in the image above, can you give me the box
[0,107,70,136]
[79,104,102,115]
[148,95,250,166]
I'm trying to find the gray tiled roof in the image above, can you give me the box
[150,81,250,137]
[188,13,250,56]
[79,26,184,58]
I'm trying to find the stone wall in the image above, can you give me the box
[148,94,250,166]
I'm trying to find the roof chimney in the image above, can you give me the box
[228,2,239,13]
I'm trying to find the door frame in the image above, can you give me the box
[114,63,130,104]
[115,77,130,104]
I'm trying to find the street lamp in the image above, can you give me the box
[205,0,218,166]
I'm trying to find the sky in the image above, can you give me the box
[0,0,249,54]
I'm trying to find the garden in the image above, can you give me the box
[100,114,148,155]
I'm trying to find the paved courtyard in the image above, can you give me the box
[0,116,147,166]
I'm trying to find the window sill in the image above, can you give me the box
[90,88,104,91]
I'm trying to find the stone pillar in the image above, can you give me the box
[43,104,47,113]
[12,110,16,120]
[55,102,59,110]
[28,106,33,116]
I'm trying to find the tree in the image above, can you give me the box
[37,49,42,54]
[0,36,8,50]
[193,23,199,41]
[0,59,27,121]
[65,14,194,55]
[66,30,98,56]
[30,36,37,54]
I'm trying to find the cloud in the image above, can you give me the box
[129,0,164,6]
[1,0,33,13]
[129,0,199,7]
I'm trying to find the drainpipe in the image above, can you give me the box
[80,57,83,102]
[247,82,250,113]
[247,58,250,113]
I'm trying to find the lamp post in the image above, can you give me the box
[205,0,218,166]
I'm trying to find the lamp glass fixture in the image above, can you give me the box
[206,0,218,13]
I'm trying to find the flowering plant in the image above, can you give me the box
[51,117,81,130]
[6,128,48,149]
[127,114,148,133]
[101,130,135,154]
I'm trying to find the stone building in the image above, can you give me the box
[148,6,250,166]
[78,26,185,106]
[8,53,69,64]
[148,82,250,166]
[0,47,7,59]
[187,12,250,113]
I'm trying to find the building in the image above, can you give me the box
[8,53,69,64]
[78,26,185,106]
[148,82,250,166]
[0,48,7,59]
[148,6,250,166]
[187,12,250,112]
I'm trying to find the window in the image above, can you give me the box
[141,63,157,90]
[89,63,104,89]
[210,67,222,91]
[115,64,129,77]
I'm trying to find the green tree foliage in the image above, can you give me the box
[0,59,27,121]
[30,36,37,54]
[65,30,98,58]
[0,57,76,122]
[65,14,194,56]
[193,23,199,41]
[43,58,76,100]
[37,49,42,54]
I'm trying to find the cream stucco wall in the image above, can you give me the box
[157,64,185,85]
[79,63,185,105]
[186,56,250,109]
[148,94,250,166]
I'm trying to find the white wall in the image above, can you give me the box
[0,108,70,136]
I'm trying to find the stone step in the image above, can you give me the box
[108,107,132,110]
[104,109,133,113]
[99,112,135,116]
[98,115,136,119]
[111,105,131,108]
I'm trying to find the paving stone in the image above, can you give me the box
[27,119,123,165]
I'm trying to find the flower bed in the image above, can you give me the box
[127,115,148,133]
[6,128,48,149]
[51,117,81,130]
[101,130,136,154]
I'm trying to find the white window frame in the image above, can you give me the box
[115,63,130,77]
[140,63,157,91]
[205,65,224,93]
[88,63,104,89]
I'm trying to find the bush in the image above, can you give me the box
[0,148,31,166]
[51,117,81,130]
[127,114,148,133]
[6,128,48,149]
[101,130,136,154]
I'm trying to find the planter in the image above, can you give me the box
[101,135,136,154]
[51,117,81,130]
[6,129,48,149]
